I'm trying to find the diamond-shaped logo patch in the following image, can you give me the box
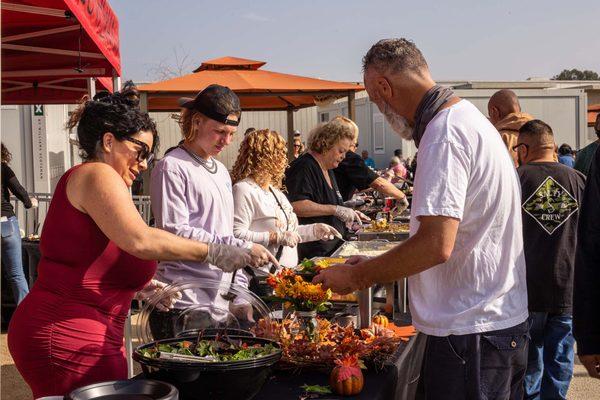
[522,176,579,235]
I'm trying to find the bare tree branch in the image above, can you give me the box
[145,45,195,82]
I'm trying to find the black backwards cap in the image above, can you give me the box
[178,84,241,126]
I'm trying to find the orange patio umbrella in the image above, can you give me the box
[137,56,364,158]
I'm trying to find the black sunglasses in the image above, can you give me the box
[512,143,529,152]
[122,136,154,163]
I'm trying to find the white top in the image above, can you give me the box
[233,178,315,268]
[150,147,250,307]
[408,100,528,336]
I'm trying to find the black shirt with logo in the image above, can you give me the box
[518,162,585,314]
[285,153,344,259]
[334,151,379,201]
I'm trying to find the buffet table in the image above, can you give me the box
[254,332,425,400]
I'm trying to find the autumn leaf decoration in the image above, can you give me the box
[333,355,366,382]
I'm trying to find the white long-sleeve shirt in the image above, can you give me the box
[151,147,250,307]
[233,178,314,268]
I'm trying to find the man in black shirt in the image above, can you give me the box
[333,126,409,210]
[515,120,585,399]
[573,144,600,380]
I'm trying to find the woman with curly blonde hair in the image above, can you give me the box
[232,129,340,268]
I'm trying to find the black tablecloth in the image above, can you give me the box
[132,333,425,400]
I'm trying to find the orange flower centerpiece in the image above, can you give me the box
[267,268,332,342]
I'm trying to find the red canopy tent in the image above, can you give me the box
[1,0,121,104]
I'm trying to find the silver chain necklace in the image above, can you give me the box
[179,144,218,174]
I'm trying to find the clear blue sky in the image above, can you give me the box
[111,0,600,83]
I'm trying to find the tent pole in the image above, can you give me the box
[86,78,96,98]
[112,76,121,93]
[139,92,148,112]
[287,107,295,161]
[348,91,356,121]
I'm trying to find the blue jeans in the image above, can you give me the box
[1,216,29,304]
[524,312,574,400]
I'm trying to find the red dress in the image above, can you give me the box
[8,165,157,398]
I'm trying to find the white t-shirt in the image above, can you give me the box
[408,100,528,336]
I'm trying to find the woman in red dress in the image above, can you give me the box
[7,89,275,399]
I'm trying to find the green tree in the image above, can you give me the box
[552,69,600,80]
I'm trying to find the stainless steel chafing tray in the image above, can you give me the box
[332,240,402,258]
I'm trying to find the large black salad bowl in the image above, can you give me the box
[133,335,282,400]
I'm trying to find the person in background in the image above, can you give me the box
[232,129,340,269]
[515,120,585,399]
[8,90,259,398]
[1,143,37,305]
[286,119,369,259]
[384,156,409,187]
[573,144,600,380]
[293,131,304,159]
[361,150,376,169]
[558,143,575,168]
[574,113,600,176]
[488,89,534,167]
[244,127,256,136]
[150,85,277,334]
[316,38,529,399]
[332,116,408,210]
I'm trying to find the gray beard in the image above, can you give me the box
[383,101,414,141]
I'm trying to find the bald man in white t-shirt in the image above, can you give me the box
[315,39,529,399]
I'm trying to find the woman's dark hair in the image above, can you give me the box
[67,84,158,161]
[558,143,572,156]
[1,143,12,164]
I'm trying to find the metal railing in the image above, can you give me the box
[12,193,153,236]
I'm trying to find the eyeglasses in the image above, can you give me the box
[122,136,154,163]
[512,143,529,152]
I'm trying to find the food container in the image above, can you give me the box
[134,280,281,400]
[332,240,402,258]
[65,380,178,399]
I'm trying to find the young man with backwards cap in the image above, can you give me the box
[150,85,277,336]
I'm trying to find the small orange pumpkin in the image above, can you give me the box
[372,314,389,328]
[329,355,364,396]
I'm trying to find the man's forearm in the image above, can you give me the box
[353,230,449,288]
[292,200,337,218]
[370,177,406,200]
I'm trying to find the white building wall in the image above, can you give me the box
[319,87,590,168]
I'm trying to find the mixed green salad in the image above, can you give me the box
[139,339,278,362]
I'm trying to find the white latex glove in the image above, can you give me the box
[313,223,342,241]
[205,243,253,272]
[135,279,182,312]
[276,231,301,247]
[334,205,362,223]
[355,210,371,222]
[249,244,280,269]
[230,302,255,323]
[29,198,38,208]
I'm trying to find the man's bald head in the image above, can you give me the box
[516,119,556,165]
[488,89,521,124]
